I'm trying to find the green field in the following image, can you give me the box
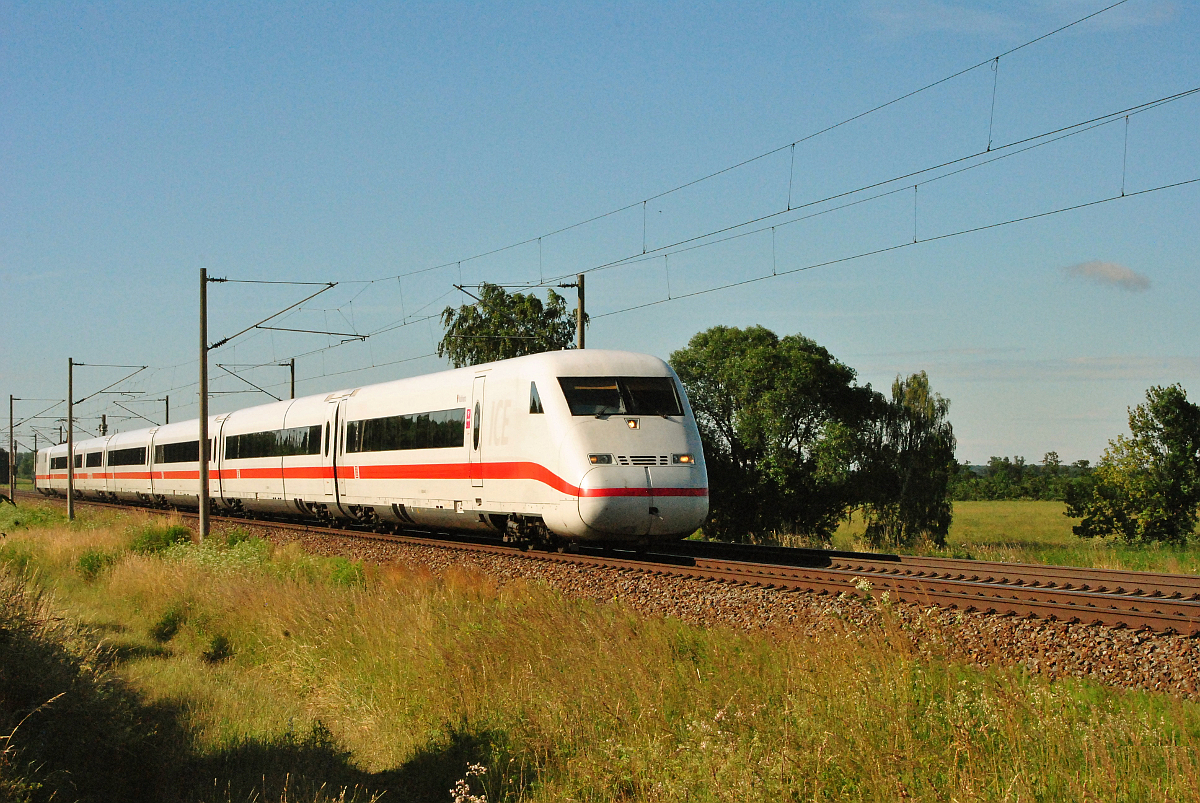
[3,501,1200,802]
[823,500,1200,574]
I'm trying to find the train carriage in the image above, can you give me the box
[218,399,296,515]
[277,394,332,515]
[43,443,70,494]
[104,430,153,502]
[35,350,709,545]
[148,421,212,507]
[74,436,111,499]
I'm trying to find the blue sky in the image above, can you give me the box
[2,0,1197,463]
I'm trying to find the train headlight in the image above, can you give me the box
[589,454,614,465]
[672,453,695,465]
[625,418,639,429]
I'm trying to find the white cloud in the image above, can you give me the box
[1062,260,1151,292]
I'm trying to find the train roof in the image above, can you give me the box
[37,349,676,454]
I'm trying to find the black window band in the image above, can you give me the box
[345,408,466,453]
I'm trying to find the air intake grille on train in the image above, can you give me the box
[618,455,668,466]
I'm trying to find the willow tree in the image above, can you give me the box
[858,372,957,549]
[438,283,581,368]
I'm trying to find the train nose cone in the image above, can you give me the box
[577,466,653,537]
[576,466,709,538]
[646,466,708,537]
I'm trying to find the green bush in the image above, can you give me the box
[224,527,254,547]
[76,549,114,581]
[329,557,365,587]
[130,524,192,555]
[150,605,187,643]
[202,634,233,664]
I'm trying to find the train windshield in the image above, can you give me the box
[558,376,683,416]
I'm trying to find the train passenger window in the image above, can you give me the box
[529,382,544,414]
[224,426,322,460]
[277,425,323,457]
[51,456,68,470]
[323,423,329,456]
[226,431,275,460]
[74,454,83,469]
[85,452,103,467]
[107,447,147,466]
[344,408,466,453]
[154,441,199,464]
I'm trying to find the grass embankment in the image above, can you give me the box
[3,502,1200,800]
[822,500,1200,574]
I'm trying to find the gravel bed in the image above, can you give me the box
[229,522,1200,699]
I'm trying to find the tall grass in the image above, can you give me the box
[2,501,1200,800]
[822,501,1200,574]
[0,568,182,802]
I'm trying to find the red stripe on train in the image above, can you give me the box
[38,461,707,498]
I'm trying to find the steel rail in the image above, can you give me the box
[664,541,1200,600]
[17,491,1200,635]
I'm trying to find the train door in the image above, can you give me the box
[93,436,111,497]
[335,398,349,499]
[322,401,339,501]
[145,428,159,498]
[213,415,228,505]
[469,376,485,488]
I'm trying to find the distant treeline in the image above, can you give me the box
[949,452,1092,501]
[7,452,35,480]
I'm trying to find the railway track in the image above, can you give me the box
[14,491,1200,635]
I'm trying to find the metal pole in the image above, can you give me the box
[165,395,169,425]
[290,358,295,399]
[576,273,585,349]
[67,358,74,521]
[199,268,210,541]
[8,395,15,500]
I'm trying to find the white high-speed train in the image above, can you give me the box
[35,350,709,546]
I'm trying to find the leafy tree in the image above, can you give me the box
[438,283,581,368]
[857,372,956,548]
[669,325,874,542]
[1065,384,1200,544]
